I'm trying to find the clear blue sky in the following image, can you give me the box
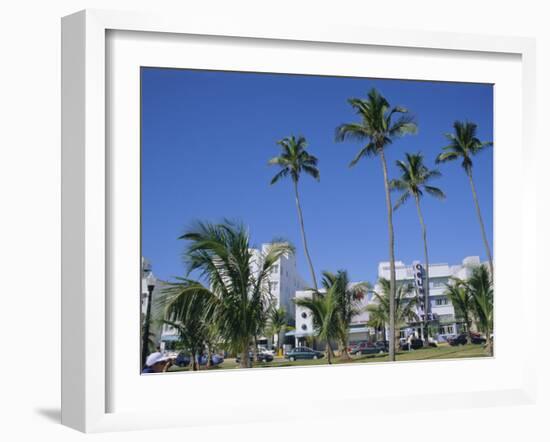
[141,68,493,285]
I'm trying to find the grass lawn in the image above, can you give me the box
[168,343,489,372]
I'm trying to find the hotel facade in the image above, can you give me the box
[290,255,485,348]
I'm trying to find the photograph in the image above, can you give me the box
[139,67,494,374]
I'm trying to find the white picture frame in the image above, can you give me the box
[61,9,537,433]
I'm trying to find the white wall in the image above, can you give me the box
[1,1,548,441]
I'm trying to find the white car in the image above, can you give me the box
[257,346,275,356]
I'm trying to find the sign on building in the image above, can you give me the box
[412,261,434,321]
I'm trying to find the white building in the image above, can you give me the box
[376,256,483,340]
[250,243,307,321]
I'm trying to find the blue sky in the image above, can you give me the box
[141,68,493,285]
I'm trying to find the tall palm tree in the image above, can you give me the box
[467,265,494,356]
[390,152,445,344]
[294,286,340,364]
[336,88,417,360]
[266,306,288,354]
[436,121,493,276]
[163,221,293,369]
[269,135,320,290]
[367,278,418,352]
[321,270,370,360]
[444,278,474,342]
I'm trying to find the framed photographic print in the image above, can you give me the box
[61,9,537,433]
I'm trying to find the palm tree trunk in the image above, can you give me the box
[467,170,494,276]
[293,180,318,291]
[239,337,250,369]
[326,342,333,364]
[414,195,430,346]
[379,150,396,361]
[239,349,250,369]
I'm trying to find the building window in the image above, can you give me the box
[301,324,307,331]
[269,281,278,292]
[301,312,307,319]
[438,325,454,335]
[271,265,279,274]
[435,298,449,306]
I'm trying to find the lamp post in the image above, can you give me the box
[141,273,156,369]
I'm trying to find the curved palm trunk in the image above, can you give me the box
[293,180,318,291]
[467,170,494,277]
[414,195,430,346]
[379,150,396,361]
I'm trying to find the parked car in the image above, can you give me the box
[285,346,324,361]
[347,341,365,354]
[469,332,487,345]
[175,352,224,367]
[175,352,191,367]
[374,340,389,352]
[257,346,275,356]
[235,351,274,363]
[448,333,468,346]
[399,337,424,350]
[350,341,386,355]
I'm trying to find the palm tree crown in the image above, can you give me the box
[390,152,445,209]
[335,88,417,164]
[435,121,492,174]
[268,135,320,184]
[367,278,418,350]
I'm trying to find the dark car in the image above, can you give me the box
[351,341,386,355]
[285,346,324,361]
[448,333,468,346]
[399,337,424,350]
[175,352,224,367]
[175,352,191,367]
[375,340,389,352]
[470,332,487,345]
[235,352,274,363]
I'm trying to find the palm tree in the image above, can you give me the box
[294,286,340,364]
[444,278,474,342]
[269,135,320,290]
[390,152,445,344]
[467,265,493,356]
[336,88,417,360]
[367,278,419,352]
[436,121,493,276]
[321,270,370,360]
[366,306,387,342]
[163,221,293,369]
[266,306,288,354]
